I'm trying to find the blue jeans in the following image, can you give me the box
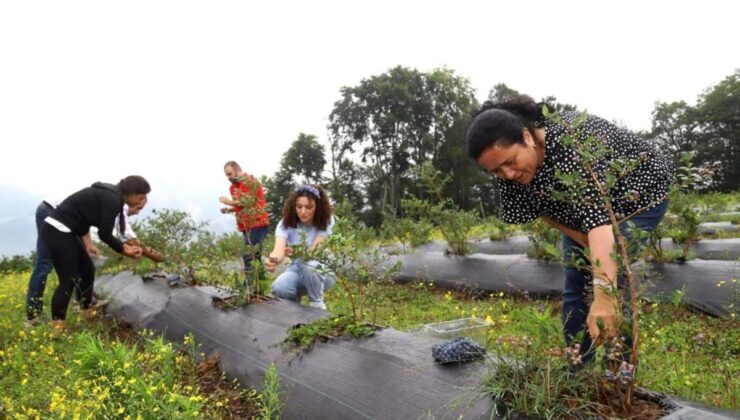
[562,200,668,363]
[242,226,269,281]
[26,202,55,320]
[271,260,336,305]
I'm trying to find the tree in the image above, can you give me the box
[262,170,292,226]
[264,133,327,224]
[281,133,326,184]
[327,135,366,217]
[694,70,740,190]
[433,110,499,216]
[329,66,427,214]
[487,83,521,103]
[329,66,478,223]
[542,94,579,113]
[648,100,698,163]
[646,70,740,190]
[423,67,476,163]
[487,83,577,112]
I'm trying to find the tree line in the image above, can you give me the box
[264,67,740,228]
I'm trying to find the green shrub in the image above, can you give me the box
[408,162,479,255]
[524,220,561,261]
[0,253,34,275]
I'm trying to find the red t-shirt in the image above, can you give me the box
[229,175,269,231]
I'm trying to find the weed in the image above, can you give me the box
[260,363,283,420]
[284,315,378,352]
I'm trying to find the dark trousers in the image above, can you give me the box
[26,202,55,319]
[561,200,668,363]
[40,223,95,320]
[242,226,269,283]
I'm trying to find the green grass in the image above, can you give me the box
[692,192,740,213]
[284,314,376,352]
[4,266,736,416]
[700,213,740,223]
[0,271,262,419]
[323,280,739,411]
[639,302,739,409]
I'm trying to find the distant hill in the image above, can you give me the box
[0,186,41,257]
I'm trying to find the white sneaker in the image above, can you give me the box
[308,301,327,310]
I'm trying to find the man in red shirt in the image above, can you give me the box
[219,161,270,285]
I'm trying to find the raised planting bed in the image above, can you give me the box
[386,236,740,261]
[699,222,740,235]
[701,211,740,223]
[94,271,739,419]
[415,237,532,255]
[380,253,739,318]
[94,272,493,419]
[382,237,531,256]
[657,238,740,260]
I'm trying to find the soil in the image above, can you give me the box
[212,294,271,310]
[97,315,139,345]
[592,385,668,419]
[190,354,261,419]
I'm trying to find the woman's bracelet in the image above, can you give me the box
[593,277,616,291]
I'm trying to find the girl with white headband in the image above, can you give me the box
[265,184,335,310]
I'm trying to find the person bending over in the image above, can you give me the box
[41,176,151,333]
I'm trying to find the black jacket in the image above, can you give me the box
[52,182,125,253]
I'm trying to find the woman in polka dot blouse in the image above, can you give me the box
[466,95,673,363]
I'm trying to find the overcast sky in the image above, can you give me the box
[1,1,738,217]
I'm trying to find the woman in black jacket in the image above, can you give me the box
[41,175,151,332]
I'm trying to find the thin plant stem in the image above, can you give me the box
[586,163,649,408]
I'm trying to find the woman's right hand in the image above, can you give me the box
[587,292,621,345]
[264,253,280,272]
[123,243,143,259]
[266,237,288,273]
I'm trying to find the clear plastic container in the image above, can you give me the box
[420,317,488,346]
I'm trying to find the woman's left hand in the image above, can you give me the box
[587,293,621,346]
[86,244,101,257]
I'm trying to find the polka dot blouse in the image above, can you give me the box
[499,112,674,233]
